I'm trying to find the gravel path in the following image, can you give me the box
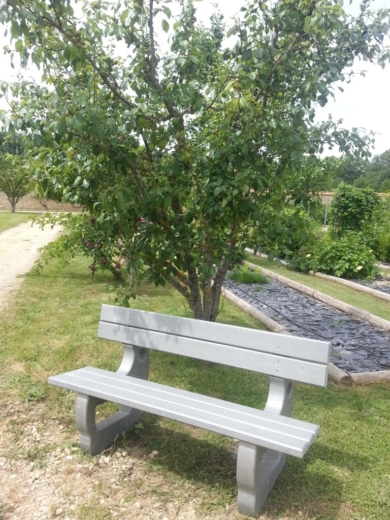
[0,221,62,313]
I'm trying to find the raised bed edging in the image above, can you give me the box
[245,261,390,332]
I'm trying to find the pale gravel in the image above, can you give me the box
[0,221,62,314]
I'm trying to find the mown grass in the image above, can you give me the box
[247,253,390,322]
[1,256,390,519]
[0,211,34,233]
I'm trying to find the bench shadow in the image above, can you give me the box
[112,419,368,518]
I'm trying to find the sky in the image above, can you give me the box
[0,0,389,157]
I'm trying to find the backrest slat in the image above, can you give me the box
[101,305,329,363]
[98,321,329,386]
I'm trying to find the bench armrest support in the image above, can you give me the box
[117,344,150,379]
[264,377,293,417]
[237,377,293,516]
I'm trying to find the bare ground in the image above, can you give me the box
[0,401,253,520]
[0,222,62,314]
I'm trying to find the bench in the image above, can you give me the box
[48,304,330,517]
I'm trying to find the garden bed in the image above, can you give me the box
[224,276,390,375]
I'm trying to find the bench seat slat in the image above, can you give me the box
[98,322,328,387]
[49,367,319,458]
[100,305,330,364]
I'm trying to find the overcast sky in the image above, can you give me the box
[0,0,389,157]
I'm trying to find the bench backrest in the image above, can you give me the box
[98,305,330,387]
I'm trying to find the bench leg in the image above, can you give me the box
[74,345,150,455]
[75,394,142,455]
[237,378,293,517]
[237,442,286,517]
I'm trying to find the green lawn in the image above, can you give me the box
[247,253,390,322]
[1,256,389,519]
[0,211,34,233]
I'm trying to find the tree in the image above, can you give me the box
[335,155,368,185]
[0,133,29,212]
[328,182,381,238]
[355,148,390,192]
[1,0,389,320]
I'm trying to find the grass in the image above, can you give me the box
[247,253,390,322]
[0,211,34,233]
[1,255,390,519]
[228,264,270,285]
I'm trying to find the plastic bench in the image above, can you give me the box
[48,304,330,517]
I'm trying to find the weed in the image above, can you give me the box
[228,265,269,285]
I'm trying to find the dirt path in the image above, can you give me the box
[0,221,62,314]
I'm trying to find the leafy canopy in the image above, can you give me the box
[1,0,390,319]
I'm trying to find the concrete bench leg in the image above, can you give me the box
[237,377,293,516]
[75,344,150,455]
[75,394,142,455]
[237,443,286,517]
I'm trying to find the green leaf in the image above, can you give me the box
[242,49,252,62]
[120,9,129,23]
[15,40,23,52]
[161,19,169,33]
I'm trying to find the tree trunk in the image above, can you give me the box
[10,201,16,213]
[187,258,231,322]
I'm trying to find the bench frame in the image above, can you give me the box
[49,304,330,517]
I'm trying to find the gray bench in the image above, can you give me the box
[48,304,330,517]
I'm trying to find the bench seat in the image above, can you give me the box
[49,366,319,458]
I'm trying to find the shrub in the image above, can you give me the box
[363,196,390,262]
[311,233,379,279]
[31,212,128,279]
[288,250,315,273]
[228,265,269,285]
[377,233,390,263]
[251,204,322,259]
[328,183,380,238]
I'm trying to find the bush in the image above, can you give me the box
[328,183,380,238]
[363,196,390,262]
[251,204,322,259]
[377,233,390,263]
[228,265,269,285]
[31,212,127,279]
[288,250,315,273]
[311,233,379,279]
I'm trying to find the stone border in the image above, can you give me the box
[246,249,390,304]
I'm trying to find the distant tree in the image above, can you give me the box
[355,148,390,192]
[0,133,29,212]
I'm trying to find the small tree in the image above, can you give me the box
[0,134,29,212]
[1,0,389,320]
[329,183,381,238]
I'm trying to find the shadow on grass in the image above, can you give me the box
[109,418,361,519]
[310,442,371,471]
